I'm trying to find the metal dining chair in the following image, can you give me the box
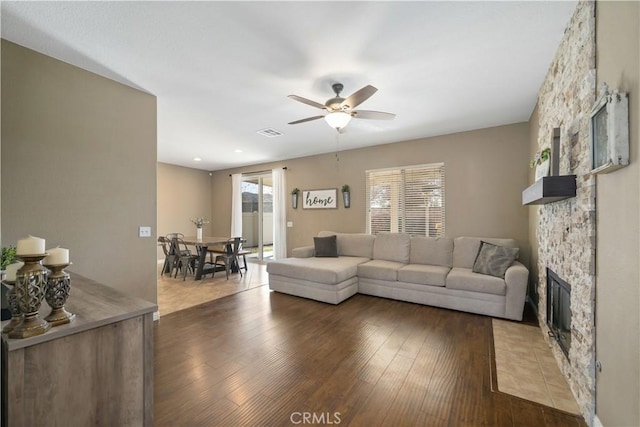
[212,237,243,280]
[173,238,201,281]
[158,236,178,276]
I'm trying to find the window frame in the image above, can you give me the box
[365,163,445,237]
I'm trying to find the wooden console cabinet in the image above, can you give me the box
[2,273,156,426]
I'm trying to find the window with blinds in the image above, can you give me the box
[365,163,445,237]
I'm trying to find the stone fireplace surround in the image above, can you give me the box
[532,1,596,422]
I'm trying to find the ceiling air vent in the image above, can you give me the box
[257,128,283,138]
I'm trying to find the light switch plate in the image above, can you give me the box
[287,221,293,228]
[139,226,152,237]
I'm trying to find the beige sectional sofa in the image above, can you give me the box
[267,231,529,321]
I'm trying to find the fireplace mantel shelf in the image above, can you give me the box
[522,175,577,205]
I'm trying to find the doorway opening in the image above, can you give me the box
[241,173,273,260]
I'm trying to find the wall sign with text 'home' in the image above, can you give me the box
[302,189,337,209]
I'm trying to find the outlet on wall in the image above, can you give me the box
[139,226,152,237]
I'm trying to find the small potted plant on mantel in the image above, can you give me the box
[291,188,300,209]
[341,184,351,208]
[530,147,551,181]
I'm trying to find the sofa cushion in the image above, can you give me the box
[397,264,449,287]
[314,235,338,257]
[446,267,506,296]
[318,231,375,259]
[358,259,405,281]
[409,236,454,267]
[266,256,369,285]
[452,237,519,268]
[472,241,519,278]
[373,232,411,263]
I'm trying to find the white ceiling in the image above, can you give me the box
[1,1,576,171]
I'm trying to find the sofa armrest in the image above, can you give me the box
[504,261,529,321]
[292,245,315,258]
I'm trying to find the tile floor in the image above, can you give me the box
[492,318,581,414]
[157,260,268,316]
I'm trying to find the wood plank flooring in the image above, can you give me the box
[154,286,587,426]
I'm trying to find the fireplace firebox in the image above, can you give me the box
[547,268,571,357]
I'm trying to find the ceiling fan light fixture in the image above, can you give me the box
[324,111,351,130]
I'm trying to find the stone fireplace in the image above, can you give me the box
[547,268,572,358]
[532,1,596,422]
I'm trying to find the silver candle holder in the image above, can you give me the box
[43,262,75,326]
[1,280,23,334]
[9,254,51,339]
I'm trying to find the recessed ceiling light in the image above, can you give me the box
[193,157,201,161]
[234,149,243,153]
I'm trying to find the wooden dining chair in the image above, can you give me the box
[212,237,243,280]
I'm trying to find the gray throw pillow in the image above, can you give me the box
[314,235,338,257]
[472,241,519,278]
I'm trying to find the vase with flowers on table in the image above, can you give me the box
[191,217,210,241]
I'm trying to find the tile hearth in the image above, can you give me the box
[492,319,580,415]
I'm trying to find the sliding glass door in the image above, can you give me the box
[241,173,273,260]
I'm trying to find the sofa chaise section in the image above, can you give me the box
[267,232,374,304]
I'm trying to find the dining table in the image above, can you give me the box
[181,236,239,280]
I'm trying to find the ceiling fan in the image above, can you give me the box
[288,83,395,131]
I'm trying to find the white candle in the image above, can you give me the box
[16,235,46,255]
[5,262,24,282]
[44,247,69,265]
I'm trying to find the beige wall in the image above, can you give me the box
[1,41,158,303]
[211,123,531,260]
[594,1,640,425]
[157,162,212,259]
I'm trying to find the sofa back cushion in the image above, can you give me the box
[452,236,519,269]
[373,232,411,263]
[318,231,375,259]
[409,236,454,267]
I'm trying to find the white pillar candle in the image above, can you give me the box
[5,262,24,282]
[16,235,46,255]
[44,247,69,265]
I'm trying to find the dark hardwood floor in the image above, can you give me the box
[154,286,586,426]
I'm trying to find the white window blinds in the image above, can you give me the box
[365,163,445,236]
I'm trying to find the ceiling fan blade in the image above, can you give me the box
[288,95,327,110]
[288,115,325,125]
[341,85,378,109]
[352,110,396,120]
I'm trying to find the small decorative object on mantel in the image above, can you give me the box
[531,147,551,181]
[190,217,209,241]
[11,236,50,338]
[291,188,300,209]
[341,184,351,208]
[590,85,629,174]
